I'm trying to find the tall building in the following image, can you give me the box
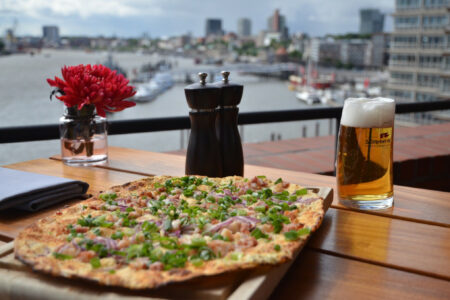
[237,18,251,37]
[387,0,449,105]
[267,9,288,40]
[360,9,385,34]
[42,25,60,47]
[205,19,223,36]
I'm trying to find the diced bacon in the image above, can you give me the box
[208,240,235,256]
[117,237,131,249]
[234,232,257,249]
[129,257,149,270]
[261,223,274,233]
[77,250,96,263]
[220,228,233,241]
[75,226,89,233]
[282,223,304,233]
[149,261,164,271]
[228,221,251,234]
[284,209,299,222]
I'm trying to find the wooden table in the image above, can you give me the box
[1,146,449,299]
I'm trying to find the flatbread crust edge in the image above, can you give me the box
[14,175,325,290]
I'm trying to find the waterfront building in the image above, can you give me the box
[42,25,60,47]
[308,38,374,68]
[237,18,251,37]
[360,9,385,34]
[267,9,289,40]
[387,0,449,104]
[371,33,391,67]
[205,19,223,36]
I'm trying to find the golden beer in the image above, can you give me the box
[337,98,395,209]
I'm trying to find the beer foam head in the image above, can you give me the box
[341,97,395,128]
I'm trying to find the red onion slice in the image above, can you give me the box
[205,216,260,234]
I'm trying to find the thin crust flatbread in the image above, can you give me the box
[15,175,325,289]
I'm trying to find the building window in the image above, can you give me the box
[419,55,442,68]
[392,35,417,48]
[421,35,444,48]
[390,72,414,85]
[397,0,420,9]
[416,93,436,102]
[390,54,416,66]
[422,15,448,28]
[417,74,440,88]
[389,89,413,101]
[395,16,419,29]
[442,78,450,92]
[445,57,450,70]
[423,0,447,8]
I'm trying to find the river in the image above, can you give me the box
[0,49,336,165]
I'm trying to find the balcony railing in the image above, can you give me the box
[1,101,449,165]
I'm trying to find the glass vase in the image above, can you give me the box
[59,104,108,165]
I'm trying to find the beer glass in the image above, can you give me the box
[336,98,395,210]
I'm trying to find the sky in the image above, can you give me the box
[0,0,394,38]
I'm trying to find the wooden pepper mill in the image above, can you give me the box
[214,71,244,176]
[184,72,223,177]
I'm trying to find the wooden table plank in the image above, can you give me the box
[308,208,450,280]
[270,249,450,300]
[51,147,450,227]
[5,153,449,297]
[0,159,144,240]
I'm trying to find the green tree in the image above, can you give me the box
[289,50,302,60]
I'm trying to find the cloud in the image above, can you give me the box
[6,0,162,18]
[2,0,395,37]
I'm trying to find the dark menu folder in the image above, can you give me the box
[0,168,89,212]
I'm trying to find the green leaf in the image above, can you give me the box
[274,178,282,184]
[189,238,207,249]
[296,189,308,196]
[111,231,124,240]
[52,253,73,260]
[255,206,267,213]
[274,244,281,251]
[251,228,268,239]
[190,258,203,267]
[90,257,101,268]
[163,219,172,231]
[142,221,159,233]
[284,230,300,241]
[297,227,311,236]
[99,193,117,202]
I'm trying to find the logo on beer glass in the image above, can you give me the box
[337,97,395,210]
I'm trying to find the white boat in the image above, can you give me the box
[132,72,174,102]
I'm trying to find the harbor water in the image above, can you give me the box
[0,50,336,165]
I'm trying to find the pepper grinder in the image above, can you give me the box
[184,72,223,177]
[214,71,244,176]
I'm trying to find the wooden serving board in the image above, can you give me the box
[0,187,332,300]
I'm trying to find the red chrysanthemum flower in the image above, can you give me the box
[47,64,136,117]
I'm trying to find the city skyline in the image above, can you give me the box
[0,0,394,38]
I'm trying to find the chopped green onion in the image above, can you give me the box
[52,253,73,260]
[296,189,308,196]
[90,257,101,268]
